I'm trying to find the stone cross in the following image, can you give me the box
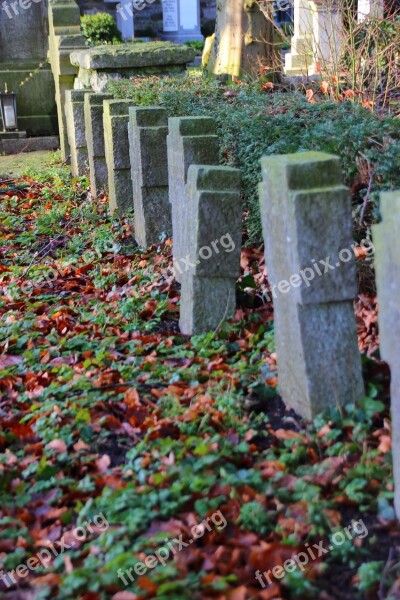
[128,107,171,248]
[259,151,364,419]
[84,93,113,198]
[167,116,219,281]
[179,165,242,336]
[65,89,90,177]
[373,191,400,519]
[103,99,135,215]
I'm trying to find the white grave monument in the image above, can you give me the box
[161,0,203,43]
[106,0,135,40]
[357,0,384,22]
[285,0,344,76]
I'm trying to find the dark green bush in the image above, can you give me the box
[108,74,400,243]
[81,12,123,46]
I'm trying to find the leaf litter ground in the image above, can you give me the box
[0,160,399,600]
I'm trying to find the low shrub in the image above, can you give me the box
[81,12,123,46]
[108,74,400,243]
[185,40,205,54]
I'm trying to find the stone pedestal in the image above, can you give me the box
[284,0,314,75]
[161,0,203,44]
[373,191,400,519]
[103,99,134,214]
[84,93,113,197]
[179,165,242,336]
[70,42,196,92]
[284,0,344,76]
[357,0,384,21]
[0,0,57,135]
[128,107,171,248]
[48,0,86,160]
[308,0,344,74]
[259,151,364,419]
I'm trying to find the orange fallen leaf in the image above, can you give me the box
[47,439,67,454]
[96,454,111,473]
[378,435,391,454]
[320,81,330,94]
[73,439,90,452]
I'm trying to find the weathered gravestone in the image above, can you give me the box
[373,191,400,519]
[128,107,171,248]
[167,117,219,281]
[259,151,364,419]
[70,42,195,92]
[85,93,113,197]
[65,90,90,177]
[103,99,135,214]
[179,165,242,335]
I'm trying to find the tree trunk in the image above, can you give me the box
[208,0,276,79]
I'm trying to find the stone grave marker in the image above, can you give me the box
[179,165,242,335]
[85,93,113,197]
[128,107,171,248]
[65,89,90,177]
[167,116,219,281]
[103,99,134,214]
[259,151,364,419]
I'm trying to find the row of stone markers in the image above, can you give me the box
[64,96,399,516]
[64,93,242,337]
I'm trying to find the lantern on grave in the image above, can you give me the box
[0,84,18,132]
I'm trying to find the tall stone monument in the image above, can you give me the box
[284,0,344,76]
[48,0,86,160]
[0,0,57,135]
